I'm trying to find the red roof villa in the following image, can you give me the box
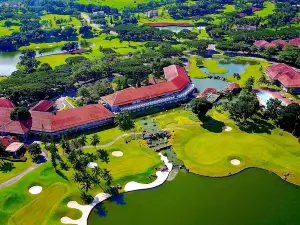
[101,65,195,113]
[266,64,300,93]
[0,99,115,137]
[288,38,300,47]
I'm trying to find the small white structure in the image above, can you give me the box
[112,151,123,157]
[29,186,43,194]
[230,159,241,166]
[5,142,24,157]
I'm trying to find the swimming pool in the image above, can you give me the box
[256,91,284,107]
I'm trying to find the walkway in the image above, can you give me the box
[0,151,48,188]
[81,13,101,30]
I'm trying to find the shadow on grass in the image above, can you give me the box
[238,118,275,134]
[0,161,15,173]
[109,193,126,206]
[55,169,69,181]
[94,203,108,217]
[200,116,225,133]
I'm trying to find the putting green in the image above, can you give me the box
[171,125,300,184]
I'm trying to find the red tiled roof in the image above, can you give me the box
[0,136,18,147]
[0,98,15,108]
[0,107,30,134]
[0,104,115,135]
[145,22,192,27]
[289,37,300,46]
[239,13,247,17]
[147,77,165,85]
[254,40,270,48]
[266,63,300,88]
[30,100,55,112]
[102,65,191,107]
[199,88,217,98]
[252,7,261,12]
[292,16,300,21]
[269,39,287,47]
[31,104,115,133]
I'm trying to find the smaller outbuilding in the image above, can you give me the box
[5,142,26,158]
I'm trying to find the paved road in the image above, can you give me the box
[81,13,101,30]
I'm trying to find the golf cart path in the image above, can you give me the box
[0,120,227,188]
[0,150,48,188]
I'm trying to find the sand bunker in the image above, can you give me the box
[112,151,123,157]
[87,162,97,169]
[230,159,241,166]
[222,126,232,132]
[29,186,42,194]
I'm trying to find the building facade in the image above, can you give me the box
[101,65,195,113]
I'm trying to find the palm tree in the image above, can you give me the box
[97,149,110,163]
[101,168,113,186]
[78,135,87,148]
[90,134,100,148]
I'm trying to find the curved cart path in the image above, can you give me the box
[0,151,48,188]
[0,120,227,188]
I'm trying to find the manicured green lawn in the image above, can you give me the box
[203,59,229,74]
[188,56,207,78]
[40,14,82,29]
[19,41,68,51]
[0,76,7,82]
[37,54,76,68]
[0,134,162,225]
[84,125,125,145]
[78,0,150,9]
[246,1,275,18]
[0,26,20,37]
[223,4,236,13]
[8,183,69,225]
[198,29,210,39]
[0,156,34,184]
[170,118,300,185]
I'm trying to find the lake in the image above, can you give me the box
[88,169,300,225]
[200,58,255,77]
[191,78,229,92]
[0,47,64,75]
[156,26,193,32]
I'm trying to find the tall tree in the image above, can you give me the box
[28,143,42,162]
[229,90,259,122]
[115,111,135,131]
[190,97,213,119]
[91,134,100,148]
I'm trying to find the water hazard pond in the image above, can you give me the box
[88,169,300,225]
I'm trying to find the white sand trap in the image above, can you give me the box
[29,186,42,194]
[231,159,241,166]
[48,44,53,47]
[112,151,123,157]
[87,162,97,169]
[61,153,173,225]
[35,46,40,49]
[222,126,232,132]
[125,153,173,192]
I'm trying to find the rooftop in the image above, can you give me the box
[30,100,55,112]
[0,98,15,108]
[5,142,24,152]
[102,65,191,107]
[266,63,300,88]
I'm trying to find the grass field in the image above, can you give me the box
[169,116,300,185]
[0,25,20,37]
[246,1,275,18]
[37,54,75,68]
[223,4,236,13]
[0,132,162,225]
[8,183,69,225]
[188,56,207,78]
[198,29,210,39]
[77,0,150,9]
[19,41,68,51]
[40,14,82,29]
[203,59,229,74]
[0,157,34,184]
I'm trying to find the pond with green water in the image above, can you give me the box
[88,169,300,225]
